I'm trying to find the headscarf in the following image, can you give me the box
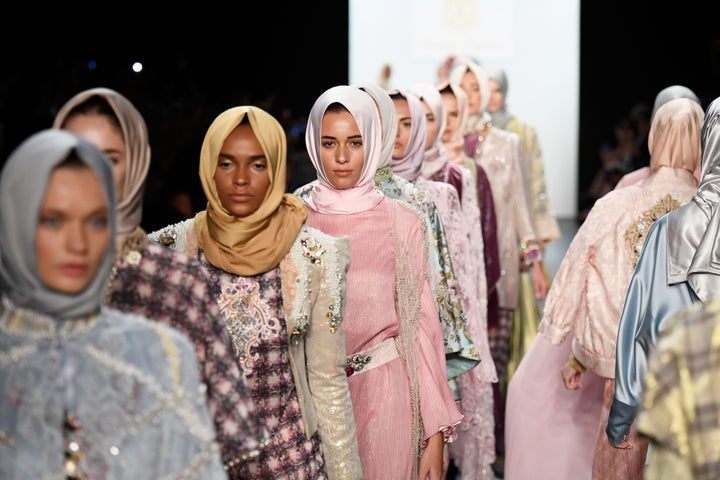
[667,96,720,300]
[387,89,427,182]
[647,98,703,174]
[304,85,385,214]
[438,81,470,165]
[0,129,117,318]
[53,87,149,249]
[194,106,307,276]
[485,66,513,129]
[354,82,398,169]
[651,85,701,121]
[408,83,449,179]
[448,60,492,136]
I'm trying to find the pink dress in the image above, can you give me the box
[305,197,463,479]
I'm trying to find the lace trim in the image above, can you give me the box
[625,194,681,266]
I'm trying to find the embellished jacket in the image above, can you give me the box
[539,167,698,378]
[149,219,362,480]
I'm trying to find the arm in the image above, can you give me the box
[303,234,363,480]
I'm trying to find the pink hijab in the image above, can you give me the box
[388,89,427,182]
[304,85,386,214]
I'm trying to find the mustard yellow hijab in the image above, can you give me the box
[194,106,307,276]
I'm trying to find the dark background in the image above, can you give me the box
[2,2,719,224]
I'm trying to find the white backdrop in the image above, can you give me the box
[349,0,580,218]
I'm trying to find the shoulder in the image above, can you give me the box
[147,218,196,251]
[291,226,350,268]
[101,306,195,351]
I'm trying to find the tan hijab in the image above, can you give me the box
[194,106,307,276]
[53,87,150,249]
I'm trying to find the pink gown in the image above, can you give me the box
[305,196,463,480]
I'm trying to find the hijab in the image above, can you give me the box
[53,87,150,249]
[0,129,117,318]
[354,82,398,169]
[438,81,471,165]
[651,85,701,121]
[647,98,703,174]
[667,96,720,300]
[304,85,385,214]
[388,89,427,182]
[408,83,450,179]
[194,106,307,276]
[448,60,492,135]
[485,66,513,129]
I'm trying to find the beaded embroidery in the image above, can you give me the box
[625,194,681,266]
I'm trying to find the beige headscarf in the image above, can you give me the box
[647,98,703,174]
[53,87,150,249]
[194,106,307,276]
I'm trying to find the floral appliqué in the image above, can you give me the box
[625,194,681,267]
[217,278,280,376]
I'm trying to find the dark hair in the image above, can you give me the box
[61,95,120,131]
[325,102,349,114]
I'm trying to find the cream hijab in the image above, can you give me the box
[53,87,149,250]
[647,98,703,174]
[0,129,117,318]
[667,96,720,300]
[388,89,427,182]
[408,83,449,179]
[438,81,470,165]
[354,82,398,169]
[304,85,385,215]
[194,106,307,276]
[448,60,492,135]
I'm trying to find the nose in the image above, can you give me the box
[233,165,249,185]
[66,222,89,253]
[336,144,350,164]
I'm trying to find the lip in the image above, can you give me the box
[59,264,89,276]
[230,193,252,201]
[333,170,353,177]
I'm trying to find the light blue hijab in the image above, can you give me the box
[0,129,116,318]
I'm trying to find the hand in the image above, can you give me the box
[561,361,583,390]
[418,432,444,480]
[606,430,633,450]
[532,261,549,299]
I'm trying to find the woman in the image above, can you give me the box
[0,129,225,479]
[393,85,496,480]
[302,84,463,480]
[607,96,720,454]
[450,60,548,473]
[506,98,703,479]
[52,87,268,475]
[149,105,361,479]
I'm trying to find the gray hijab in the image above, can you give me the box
[0,129,117,318]
[652,85,701,121]
[667,96,720,300]
[485,66,513,129]
[355,82,398,169]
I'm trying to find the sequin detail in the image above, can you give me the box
[625,194,681,266]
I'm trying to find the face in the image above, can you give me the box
[487,79,504,114]
[62,113,128,202]
[320,110,365,189]
[441,91,459,143]
[459,70,482,115]
[420,100,437,150]
[36,166,111,294]
[392,97,412,160]
[213,124,271,218]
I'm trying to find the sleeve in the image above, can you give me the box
[304,235,363,480]
[606,217,697,445]
[406,215,464,442]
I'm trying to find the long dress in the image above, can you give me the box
[305,197,463,479]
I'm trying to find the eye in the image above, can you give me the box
[39,215,61,228]
[251,161,267,171]
[217,159,232,169]
[89,215,109,229]
[321,140,337,148]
